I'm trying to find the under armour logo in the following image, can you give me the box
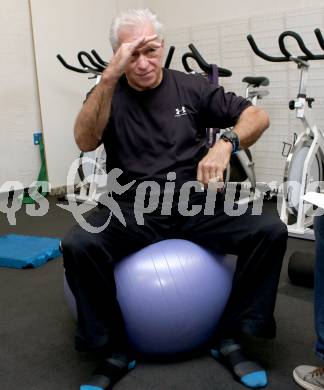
[175,106,187,117]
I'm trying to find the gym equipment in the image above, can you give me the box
[57,51,104,76]
[23,135,49,204]
[235,75,269,204]
[182,44,269,202]
[288,250,315,288]
[247,29,324,239]
[0,234,61,269]
[64,239,234,355]
[182,44,232,151]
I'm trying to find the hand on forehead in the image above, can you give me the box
[130,34,162,53]
[139,35,162,48]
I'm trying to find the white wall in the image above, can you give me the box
[146,0,324,28]
[0,0,42,190]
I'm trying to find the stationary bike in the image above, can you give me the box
[247,29,324,239]
[235,75,269,202]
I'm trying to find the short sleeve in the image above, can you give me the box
[199,78,252,128]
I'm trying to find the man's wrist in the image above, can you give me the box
[219,138,233,153]
[219,131,240,153]
[100,68,120,87]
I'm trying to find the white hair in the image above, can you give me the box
[109,8,163,51]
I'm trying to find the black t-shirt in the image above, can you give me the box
[102,68,251,196]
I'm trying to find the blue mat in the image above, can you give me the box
[0,234,61,269]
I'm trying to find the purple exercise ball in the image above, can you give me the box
[64,239,233,355]
[114,239,233,355]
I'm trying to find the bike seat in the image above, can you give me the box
[242,76,269,87]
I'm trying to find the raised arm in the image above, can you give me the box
[74,34,161,151]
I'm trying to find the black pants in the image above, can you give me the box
[62,192,287,353]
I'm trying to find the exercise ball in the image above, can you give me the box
[64,239,233,355]
[115,239,233,355]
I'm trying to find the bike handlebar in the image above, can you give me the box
[77,51,106,73]
[278,31,317,59]
[57,54,90,74]
[91,50,108,67]
[315,28,324,50]
[58,45,176,75]
[247,29,324,62]
[247,34,287,62]
[188,43,211,72]
[164,45,175,69]
[182,44,232,76]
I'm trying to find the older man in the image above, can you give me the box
[62,8,287,390]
